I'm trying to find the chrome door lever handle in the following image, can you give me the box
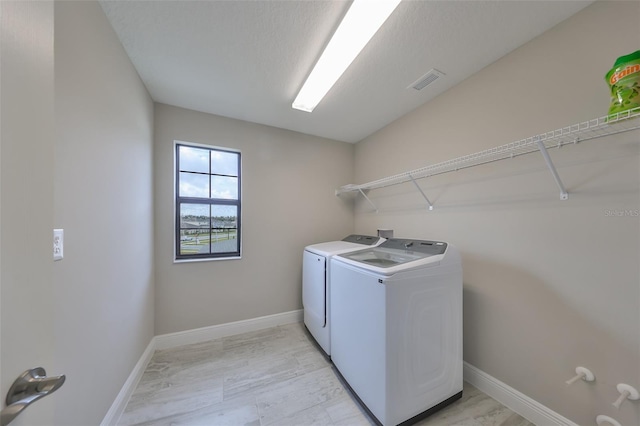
[1,367,65,426]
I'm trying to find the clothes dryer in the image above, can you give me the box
[330,238,463,426]
[303,234,384,356]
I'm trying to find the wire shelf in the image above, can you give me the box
[336,107,640,196]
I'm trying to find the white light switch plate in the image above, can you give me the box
[53,229,64,261]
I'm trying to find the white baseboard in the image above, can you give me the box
[154,309,303,350]
[463,362,578,426]
[100,338,156,426]
[101,309,303,425]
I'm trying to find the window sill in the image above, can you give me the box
[174,256,242,264]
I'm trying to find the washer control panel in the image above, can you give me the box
[342,234,382,245]
[380,238,447,255]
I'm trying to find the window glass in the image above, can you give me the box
[180,204,209,227]
[179,172,209,198]
[210,176,238,200]
[211,205,238,254]
[211,150,238,176]
[179,146,209,173]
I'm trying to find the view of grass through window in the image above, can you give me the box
[176,143,241,259]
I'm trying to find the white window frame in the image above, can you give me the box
[173,140,242,263]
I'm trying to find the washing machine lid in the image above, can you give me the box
[337,239,447,269]
[305,234,383,256]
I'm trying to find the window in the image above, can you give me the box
[175,142,241,260]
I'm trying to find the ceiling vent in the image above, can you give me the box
[408,69,445,91]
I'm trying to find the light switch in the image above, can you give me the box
[53,229,64,261]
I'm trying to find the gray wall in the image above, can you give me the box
[353,2,639,425]
[53,2,155,425]
[154,104,354,334]
[1,1,56,424]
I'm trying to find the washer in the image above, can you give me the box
[330,238,463,426]
[303,234,384,356]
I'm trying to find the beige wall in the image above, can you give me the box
[53,2,154,425]
[1,1,56,424]
[353,2,639,425]
[154,104,354,334]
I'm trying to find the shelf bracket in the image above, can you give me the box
[358,188,378,213]
[535,137,569,200]
[408,174,434,210]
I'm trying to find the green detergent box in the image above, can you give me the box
[606,50,640,117]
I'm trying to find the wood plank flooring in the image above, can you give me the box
[119,323,534,426]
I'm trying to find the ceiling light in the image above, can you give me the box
[292,0,402,113]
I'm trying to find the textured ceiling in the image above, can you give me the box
[99,0,592,143]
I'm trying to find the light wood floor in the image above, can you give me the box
[119,323,534,426]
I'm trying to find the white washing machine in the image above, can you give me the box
[303,234,385,356]
[330,238,463,426]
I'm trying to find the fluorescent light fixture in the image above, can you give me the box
[292,0,402,113]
